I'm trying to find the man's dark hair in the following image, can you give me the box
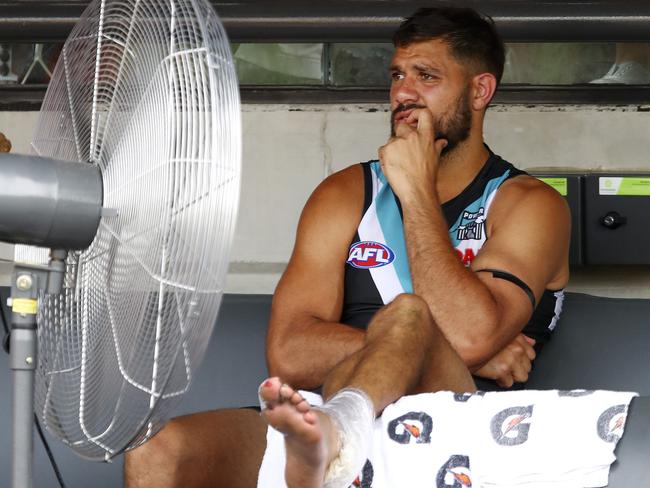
[393,7,505,85]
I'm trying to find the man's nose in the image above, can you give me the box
[394,76,419,105]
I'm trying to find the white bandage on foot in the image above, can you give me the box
[315,388,375,488]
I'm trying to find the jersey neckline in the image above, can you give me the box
[441,146,499,211]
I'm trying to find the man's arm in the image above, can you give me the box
[380,109,570,368]
[404,176,569,367]
[266,165,366,390]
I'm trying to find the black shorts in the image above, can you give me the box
[242,405,262,412]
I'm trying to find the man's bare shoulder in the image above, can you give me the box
[479,173,570,288]
[305,163,364,215]
[293,163,366,253]
[490,174,570,222]
[499,173,561,196]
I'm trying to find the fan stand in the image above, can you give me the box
[10,269,37,488]
[0,153,101,487]
[10,252,67,488]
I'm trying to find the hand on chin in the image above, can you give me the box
[379,108,447,203]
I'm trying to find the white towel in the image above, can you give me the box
[470,390,636,487]
[257,389,637,488]
[373,391,478,488]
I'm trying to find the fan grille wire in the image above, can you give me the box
[26,0,240,460]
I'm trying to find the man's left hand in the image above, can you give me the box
[473,334,536,388]
[378,108,447,203]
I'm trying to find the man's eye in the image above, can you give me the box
[420,72,435,81]
[390,72,404,81]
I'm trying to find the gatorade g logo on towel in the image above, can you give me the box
[558,389,595,397]
[454,391,486,402]
[597,404,627,443]
[490,405,534,446]
[350,459,373,488]
[436,455,472,488]
[347,241,395,269]
[387,411,433,444]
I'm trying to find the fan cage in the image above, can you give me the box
[26,0,240,460]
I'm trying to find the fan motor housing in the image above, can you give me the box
[0,153,102,250]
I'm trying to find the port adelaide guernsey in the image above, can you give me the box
[341,150,564,348]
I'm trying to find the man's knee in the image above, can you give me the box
[124,419,188,484]
[389,293,430,314]
[367,293,435,342]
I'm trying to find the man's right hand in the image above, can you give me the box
[473,334,536,388]
[378,108,447,205]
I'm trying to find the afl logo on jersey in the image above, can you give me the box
[347,241,395,269]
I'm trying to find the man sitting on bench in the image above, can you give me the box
[124,7,570,487]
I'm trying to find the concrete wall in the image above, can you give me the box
[1,104,650,297]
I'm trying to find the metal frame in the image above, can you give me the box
[3,0,650,108]
[4,85,650,110]
[239,85,650,105]
[1,1,650,42]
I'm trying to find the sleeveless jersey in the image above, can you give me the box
[341,150,564,347]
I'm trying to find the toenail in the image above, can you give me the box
[263,380,273,388]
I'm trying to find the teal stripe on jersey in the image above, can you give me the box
[372,160,388,186]
[448,170,511,247]
[370,162,413,294]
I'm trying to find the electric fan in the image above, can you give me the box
[0,0,241,486]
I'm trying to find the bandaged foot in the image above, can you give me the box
[258,378,375,488]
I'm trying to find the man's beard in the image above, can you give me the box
[390,88,472,155]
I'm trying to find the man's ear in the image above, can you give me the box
[471,73,497,111]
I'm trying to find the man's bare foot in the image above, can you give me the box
[259,377,339,488]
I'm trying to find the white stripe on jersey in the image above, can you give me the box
[548,290,565,331]
[357,175,404,305]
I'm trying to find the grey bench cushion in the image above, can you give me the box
[527,293,650,393]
